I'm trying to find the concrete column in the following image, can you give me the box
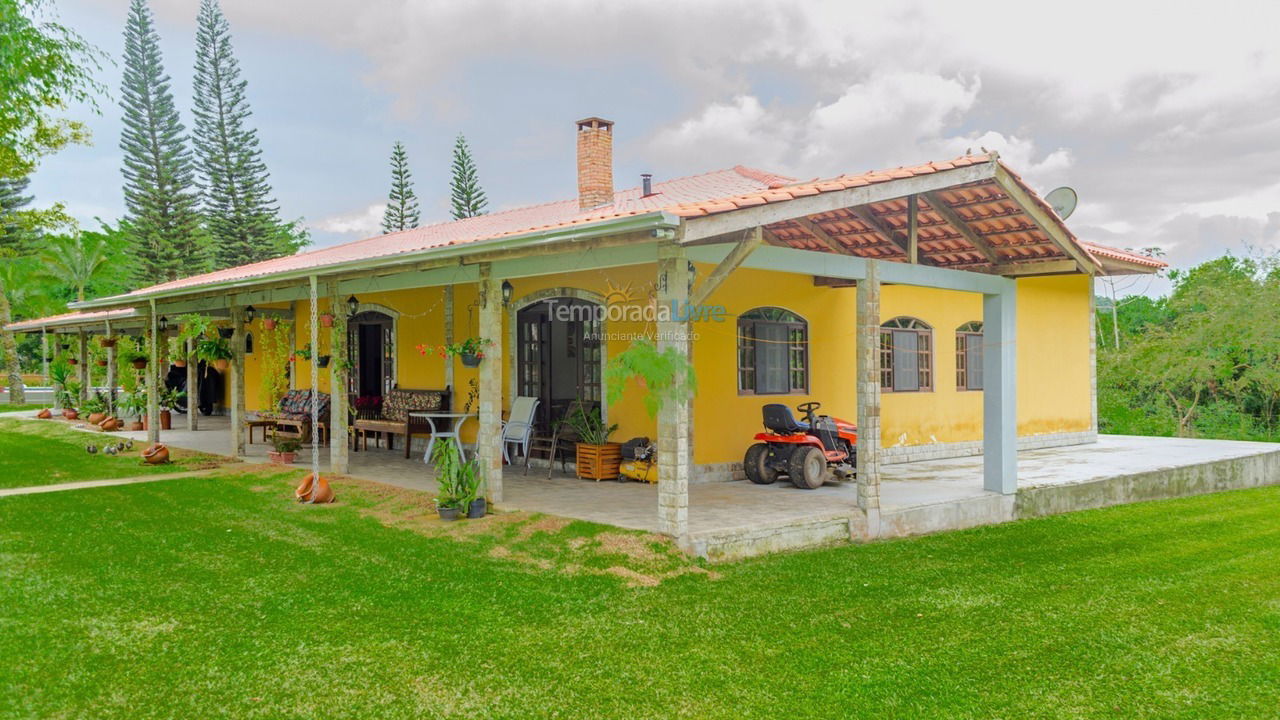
[185,338,197,431]
[477,266,504,501]
[656,244,691,540]
[104,324,117,416]
[328,282,350,474]
[230,307,246,457]
[146,306,160,444]
[983,283,1017,494]
[76,330,88,405]
[443,286,455,391]
[41,329,48,386]
[855,260,882,513]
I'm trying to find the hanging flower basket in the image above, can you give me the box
[67,358,78,366]
[460,352,482,368]
[420,338,492,368]
[319,313,335,328]
[131,358,148,370]
[213,358,230,372]
[262,318,277,331]
[317,355,331,368]
[95,359,108,367]
[173,359,187,368]
[100,337,117,348]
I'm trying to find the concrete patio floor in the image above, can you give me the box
[12,407,1280,559]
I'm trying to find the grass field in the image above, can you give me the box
[1,421,1279,718]
[0,418,226,489]
[0,403,50,413]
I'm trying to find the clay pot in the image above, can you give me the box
[100,417,122,432]
[35,408,52,419]
[213,358,229,372]
[267,451,296,465]
[318,313,335,328]
[129,421,144,431]
[131,358,147,370]
[62,409,79,420]
[262,318,277,331]
[159,409,171,430]
[173,359,187,368]
[67,358,78,366]
[87,412,106,425]
[100,338,117,348]
[96,360,108,367]
[141,443,169,464]
[295,473,335,503]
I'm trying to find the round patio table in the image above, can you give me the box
[409,411,478,465]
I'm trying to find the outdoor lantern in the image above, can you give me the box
[347,295,359,317]
[244,305,256,323]
[687,260,697,292]
[501,280,514,305]
[158,316,168,333]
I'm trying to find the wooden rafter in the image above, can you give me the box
[906,195,919,264]
[689,226,763,307]
[790,216,846,254]
[848,205,935,266]
[921,191,1003,266]
[992,165,1098,275]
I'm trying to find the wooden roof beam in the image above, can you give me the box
[921,191,1003,266]
[790,216,847,254]
[690,226,763,307]
[848,205,935,266]
[991,165,1099,275]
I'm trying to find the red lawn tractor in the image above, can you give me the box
[743,402,858,489]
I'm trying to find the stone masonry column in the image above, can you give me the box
[230,306,246,457]
[185,338,197,431]
[656,243,692,541]
[855,260,882,519]
[328,282,350,474]
[76,329,88,405]
[477,265,504,502]
[146,305,160,445]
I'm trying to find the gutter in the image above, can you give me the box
[71,211,681,311]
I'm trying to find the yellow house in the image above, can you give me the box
[14,116,1163,543]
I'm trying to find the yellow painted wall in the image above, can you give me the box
[235,265,1092,466]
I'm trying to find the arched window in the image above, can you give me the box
[738,307,808,394]
[880,317,932,392]
[956,321,983,390]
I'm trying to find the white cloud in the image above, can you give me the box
[309,203,385,236]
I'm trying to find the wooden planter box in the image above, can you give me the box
[575,442,621,481]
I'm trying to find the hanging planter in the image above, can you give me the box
[460,352,482,368]
[317,355,331,368]
[213,358,230,372]
[67,358,78,366]
[96,359,108,367]
[100,337,117,349]
[131,357,148,370]
[319,313,335,328]
[262,317,277,331]
[420,337,492,369]
[173,359,187,368]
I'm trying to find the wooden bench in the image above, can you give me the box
[252,389,330,445]
[352,387,450,458]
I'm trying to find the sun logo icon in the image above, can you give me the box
[603,279,640,308]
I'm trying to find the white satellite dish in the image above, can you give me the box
[1046,186,1078,220]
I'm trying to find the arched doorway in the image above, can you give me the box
[514,296,603,433]
[348,310,395,399]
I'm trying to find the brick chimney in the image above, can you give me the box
[576,117,614,210]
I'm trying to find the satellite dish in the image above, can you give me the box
[1046,186,1078,220]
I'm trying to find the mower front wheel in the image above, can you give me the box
[788,446,829,489]
[743,443,778,484]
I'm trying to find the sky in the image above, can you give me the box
[28,0,1280,297]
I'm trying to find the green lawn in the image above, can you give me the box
[0,403,50,413]
[0,418,226,489]
[2,436,1279,717]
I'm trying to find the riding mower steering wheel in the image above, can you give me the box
[796,401,821,427]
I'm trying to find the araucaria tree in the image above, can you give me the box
[193,0,303,268]
[0,175,39,404]
[381,141,420,233]
[119,0,207,285]
[449,134,488,220]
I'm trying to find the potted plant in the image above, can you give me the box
[431,440,485,520]
[55,380,81,419]
[67,356,78,366]
[167,336,187,368]
[100,336,117,349]
[121,392,147,431]
[563,404,621,481]
[318,313,335,328]
[268,434,300,465]
[195,334,232,372]
[418,337,492,368]
[156,387,185,431]
[123,348,148,370]
[83,392,108,425]
[261,315,278,331]
[95,358,108,367]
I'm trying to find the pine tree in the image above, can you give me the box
[119,0,207,285]
[449,134,488,220]
[0,176,38,256]
[381,141,420,233]
[192,0,302,268]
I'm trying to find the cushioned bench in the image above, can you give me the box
[252,390,331,445]
[353,387,450,458]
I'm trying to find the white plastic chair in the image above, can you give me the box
[502,396,540,463]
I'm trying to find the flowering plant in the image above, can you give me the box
[417,337,493,360]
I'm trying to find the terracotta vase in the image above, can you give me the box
[319,314,335,328]
[214,358,229,372]
[35,408,52,419]
[159,409,172,430]
[96,360,108,367]
[129,421,144,431]
[100,338,117,348]
[62,409,79,420]
[173,360,187,368]
[100,417,122,432]
[295,473,335,503]
[87,412,106,425]
[131,358,147,370]
[262,318,277,330]
[268,451,297,465]
[141,443,169,464]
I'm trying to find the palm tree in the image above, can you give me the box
[40,231,112,302]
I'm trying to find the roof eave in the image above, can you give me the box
[71,211,682,311]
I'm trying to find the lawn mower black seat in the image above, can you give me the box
[762,403,809,434]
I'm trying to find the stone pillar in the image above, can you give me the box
[983,283,1017,494]
[185,338,197,431]
[104,323,117,415]
[230,307,246,457]
[855,260,882,514]
[146,307,160,444]
[41,328,48,386]
[76,329,88,405]
[656,243,691,540]
[476,265,504,502]
[328,282,350,474]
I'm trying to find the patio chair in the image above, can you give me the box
[501,396,539,464]
[524,400,584,477]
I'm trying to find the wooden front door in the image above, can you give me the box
[516,298,602,433]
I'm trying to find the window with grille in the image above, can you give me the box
[737,307,808,394]
[879,316,932,392]
[956,321,983,391]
